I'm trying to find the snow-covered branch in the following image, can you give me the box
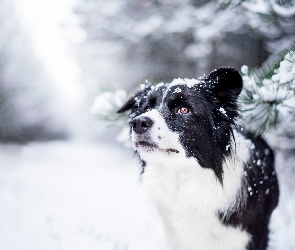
[241,47,295,134]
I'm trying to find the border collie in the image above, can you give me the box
[118,68,279,250]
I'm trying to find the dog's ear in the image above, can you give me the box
[207,67,243,105]
[117,96,137,113]
[117,82,152,114]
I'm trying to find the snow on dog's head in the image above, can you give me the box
[118,67,243,182]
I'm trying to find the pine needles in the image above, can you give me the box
[241,43,295,135]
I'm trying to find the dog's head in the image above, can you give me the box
[118,68,243,181]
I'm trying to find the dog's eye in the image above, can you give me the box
[177,107,190,114]
[144,107,151,113]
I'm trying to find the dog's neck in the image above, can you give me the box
[140,132,251,250]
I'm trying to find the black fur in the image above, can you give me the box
[220,129,279,250]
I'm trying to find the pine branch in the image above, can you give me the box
[279,43,295,63]
[241,43,295,135]
[91,89,129,125]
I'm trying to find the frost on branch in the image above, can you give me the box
[91,90,128,123]
[91,89,131,146]
[241,50,295,134]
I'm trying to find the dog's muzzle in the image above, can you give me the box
[132,116,153,134]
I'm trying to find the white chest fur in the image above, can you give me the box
[141,133,251,250]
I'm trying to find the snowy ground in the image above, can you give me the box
[0,139,294,250]
[0,140,168,250]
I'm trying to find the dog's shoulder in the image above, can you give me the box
[221,128,279,249]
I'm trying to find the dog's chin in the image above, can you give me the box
[134,141,158,152]
[134,141,179,154]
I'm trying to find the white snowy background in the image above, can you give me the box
[0,0,295,249]
[0,141,169,250]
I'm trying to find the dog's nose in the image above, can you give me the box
[132,116,154,134]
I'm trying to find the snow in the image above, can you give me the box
[0,141,168,250]
[242,0,271,15]
[241,65,249,75]
[252,83,290,103]
[154,82,165,90]
[170,78,201,88]
[271,0,295,17]
[173,87,182,93]
[91,90,127,116]
[241,52,295,131]
[90,90,129,127]
[219,107,227,115]
[272,56,295,85]
[268,148,295,250]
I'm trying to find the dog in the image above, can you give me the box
[118,68,279,250]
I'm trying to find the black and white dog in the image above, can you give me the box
[118,68,279,250]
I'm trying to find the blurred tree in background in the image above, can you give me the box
[76,0,270,95]
[0,0,69,142]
